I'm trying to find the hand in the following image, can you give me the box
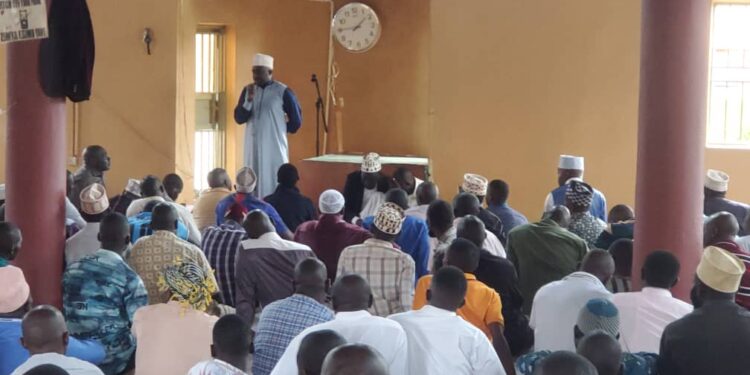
[245,84,255,103]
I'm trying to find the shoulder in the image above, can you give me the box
[370,315,408,332]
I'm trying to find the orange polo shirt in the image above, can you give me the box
[412,273,504,339]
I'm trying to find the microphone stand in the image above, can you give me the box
[311,74,329,156]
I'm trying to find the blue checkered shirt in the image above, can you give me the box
[201,221,246,306]
[252,294,334,375]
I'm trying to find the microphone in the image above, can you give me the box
[311,74,318,82]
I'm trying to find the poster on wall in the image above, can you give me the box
[0,0,47,44]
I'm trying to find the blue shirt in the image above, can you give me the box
[362,215,431,279]
[252,294,334,375]
[517,350,658,375]
[128,211,189,243]
[215,193,290,234]
[488,203,529,239]
[0,319,106,375]
[63,249,149,375]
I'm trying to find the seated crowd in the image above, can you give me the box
[3,147,750,375]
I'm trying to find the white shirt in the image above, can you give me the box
[12,352,104,375]
[65,197,87,229]
[406,177,424,208]
[737,236,750,252]
[126,196,202,244]
[530,272,612,352]
[389,305,506,375]
[611,287,693,353]
[360,188,385,220]
[405,204,429,221]
[453,218,506,258]
[270,310,408,375]
[65,222,101,264]
[188,359,247,375]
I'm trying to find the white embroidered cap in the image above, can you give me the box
[80,183,109,215]
[705,169,729,192]
[697,246,746,293]
[319,189,345,214]
[125,179,142,197]
[361,152,382,173]
[559,155,585,170]
[373,202,405,235]
[236,167,258,194]
[253,53,274,69]
[462,173,488,196]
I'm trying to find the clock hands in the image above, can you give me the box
[339,16,366,32]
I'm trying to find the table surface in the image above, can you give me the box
[304,154,430,166]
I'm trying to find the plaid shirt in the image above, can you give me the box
[252,294,334,375]
[201,221,246,306]
[337,239,415,316]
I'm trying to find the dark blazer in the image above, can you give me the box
[342,171,389,222]
[705,197,750,235]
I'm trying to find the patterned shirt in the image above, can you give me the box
[252,294,334,375]
[517,350,658,375]
[202,221,246,307]
[337,239,415,316]
[188,359,247,375]
[126,230,217,304]
[63,249,148,375]
[568,212,606,248]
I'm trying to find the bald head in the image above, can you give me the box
[548,205,571,228]
[21,306,69,355]
[704,212,739,247]
[580,250,615,285]
[331,274,372,312]
[384,188,409,210]
[416,182,438,206]
[321,344,389,375]
[576,331,622,375]
[534,351,597,375]
[150,203,178,232]
[456,215,486,248]
[207,168,232,189]
[607,204,634,224]
[453,193,480,218]
[298,330,347,375]
[243,210,275,239]
[0,221,22,260]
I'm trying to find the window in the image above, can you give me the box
[707,4,750,147]
[194,28,226,191]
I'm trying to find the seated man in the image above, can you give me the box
[296,330,346,375]
[270,274,408,375]
[132,257,219,375]
[342,152,387,223]
[389,266,506,375]
[126,175,201,245]
[11,306,104,375]
[704,211,750,310]
[576,331,624,375]
[235,210,315,327]
[215,167,292,239]
[201,206,247,307]
[533,351,597,375]
[264,163,316,233]
[566,181,606,248]
[362,188,431,278]
[127,203,216,304]
[453,193,505,258]
[338,204,415,316]
[63,213,148,375]
[294,189,372,282]
[192,168,233,231]
[320,344,389,375]
[486,179,528,240]
[412,239,515,375]
[128,200,189,244]
[65,183,110,264]
[607,239,634,293]
[392,167,423,208]
[704,169,750,235]
[427,200,457,267]
[70,145,110,210]
[188,314,251,375]
[404,181,437,221]
[460,173,505,243]
[530,250,614,352]
[0,268,104,375]
[594,204,635,250]
[163,173,183,202]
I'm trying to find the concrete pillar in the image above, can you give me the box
[6,36,67,306]
[633,0,711,300]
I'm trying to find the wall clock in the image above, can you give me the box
[332,3,381,53]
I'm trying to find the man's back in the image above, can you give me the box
[294,215,371,281]
[507,219,588,313]
[530,272,611,352]
[201,222,245,307]
[389,306,506,375]
[192,187,231,231]
[612,287,692,353]
[337,239,416,316]
[270,310,408,375]
[11,353,103,375]
[659,300,750,375]
[215,193,289,234]
[363,215,431,278]
[264,186,316,232]
[705,196,750,234]
[64,222,100,264]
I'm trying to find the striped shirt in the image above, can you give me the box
[252,295,334,375]
[337,239,416,317]
[713,241,750,309]
[201,222,246,306]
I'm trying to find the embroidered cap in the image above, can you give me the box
[705,169,729,192]
[576,298,620,337]
[559,155,585,170]
[697,246,745,293]
[253,53,274,69]
[462,174,488,196]
[80,183,109,215]
[319,189,345,214]
[361,153,382,174]
[125,179,142,197]
[0,265,30,313]
[373,202,405,235]
[236,167,258,194]
[566,180,594,208]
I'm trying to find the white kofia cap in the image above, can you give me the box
[361,152,382,173]
[697,246,745,293]
[125,179,142,196]
[253,53,274,69]
[462,174,488,196]
[319,189,345,214]
[373,202,405,235]
[80,183,109,215]
[559,155,585,170]
[236,167,258,194]
[705,169,729,192]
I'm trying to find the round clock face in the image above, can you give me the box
[332,3,381,53]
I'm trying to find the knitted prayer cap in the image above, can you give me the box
[158,256,218,313]
[462,173,488,196]
[361,152,382,173]
[566,180,594,208]
[576,298,620,338]
[373,202,405,235]
[319,189,345,214]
